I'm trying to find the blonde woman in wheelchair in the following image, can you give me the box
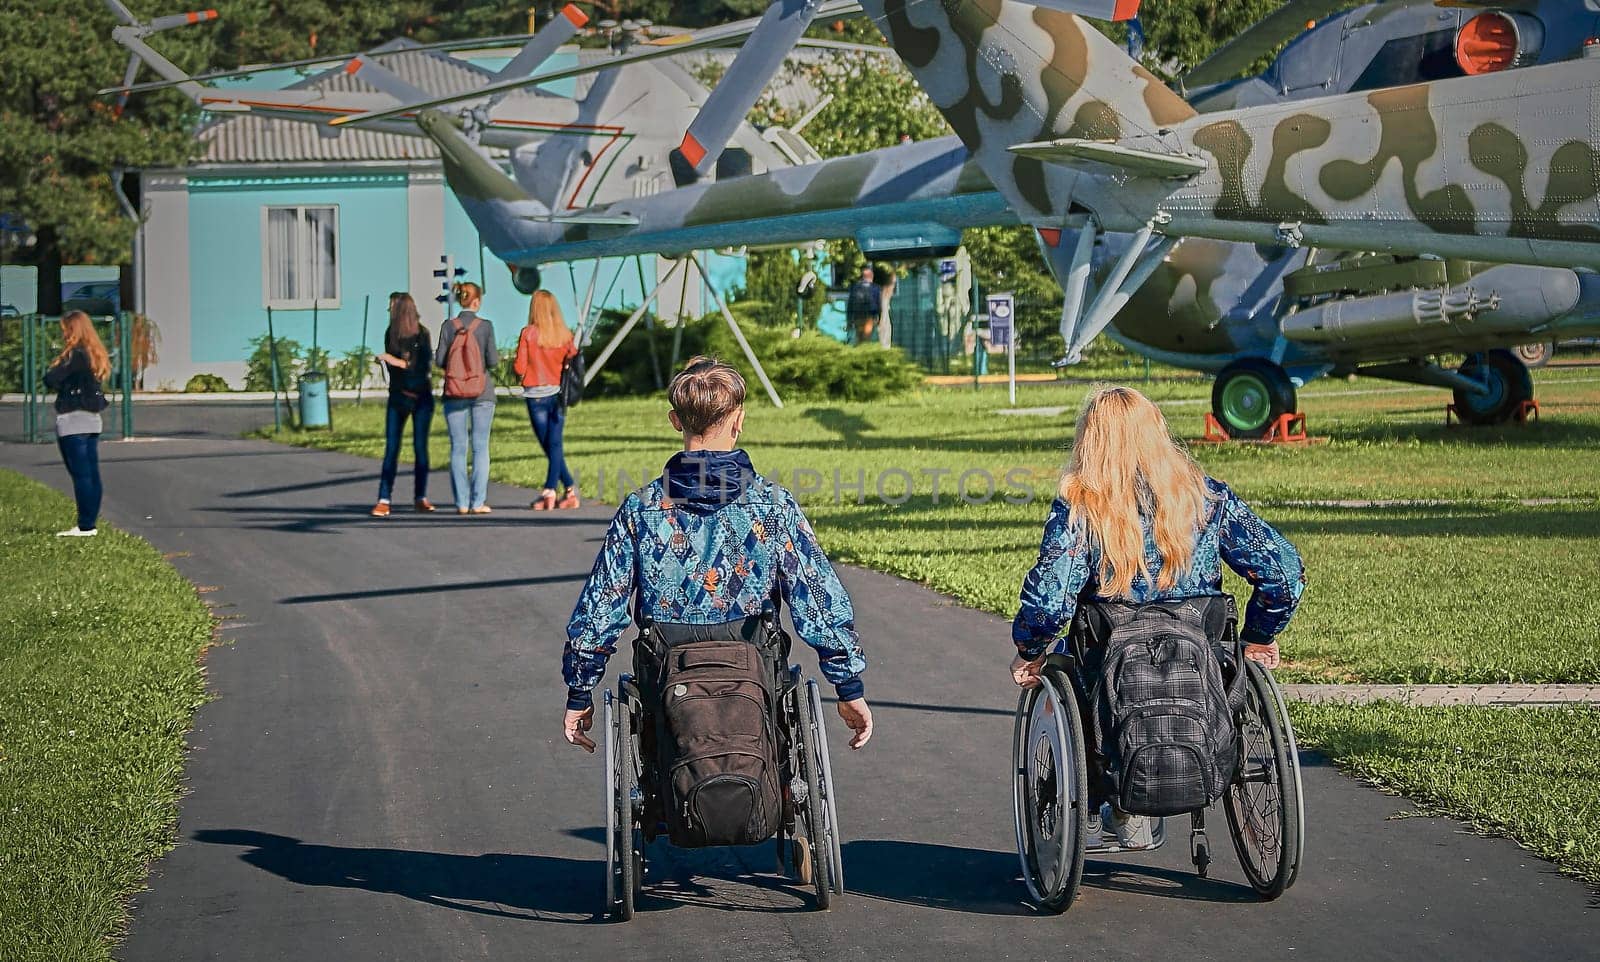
[1012,386,1305,861]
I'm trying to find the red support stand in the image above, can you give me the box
[1198,412,1320,445]
[1264,412,1308,443]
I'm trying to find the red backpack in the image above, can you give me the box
[443,316,486,398]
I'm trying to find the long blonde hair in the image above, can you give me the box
[56,311,112,382]
[1059,386,1211,596]
[527,290,571,349]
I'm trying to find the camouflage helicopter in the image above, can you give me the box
[1117,0,1600,434]
[112,0,1600,431]
[310,0,1600,431]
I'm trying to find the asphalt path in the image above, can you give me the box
[2,431,1595,961]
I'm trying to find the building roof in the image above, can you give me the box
[194,41,830,167]
[196,39,566,165]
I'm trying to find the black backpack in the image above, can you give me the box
[1083,596,1244,817]
[634,615,788,848]
[846,281,876,320]
[559,349,585,407]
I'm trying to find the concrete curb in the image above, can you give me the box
[1284,684,1600,706]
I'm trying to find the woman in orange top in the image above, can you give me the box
[514,290,581,510]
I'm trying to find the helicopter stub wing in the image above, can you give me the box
[1009,138,1207,180]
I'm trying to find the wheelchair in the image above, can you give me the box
[1012,598,1306,913]
[601,620,845,920]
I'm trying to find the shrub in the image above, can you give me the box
[131,315,160,390]
[183,373,231,393]
[244,335,303,392]
[303,346,331,377]
[584,311,921,403]
[330,347,373,391]
[491,342,520,389]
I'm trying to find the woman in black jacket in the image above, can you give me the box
[43,311,111,536]
[371,293,436,517]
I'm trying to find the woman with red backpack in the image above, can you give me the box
[433,281,500,515]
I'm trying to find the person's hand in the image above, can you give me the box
[837,698,873,750]
[563,707,595,752]
[1243,642,1281,670]
[1011,653,1046,688]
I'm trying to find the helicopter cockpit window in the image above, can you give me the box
[1350,30,1464,91]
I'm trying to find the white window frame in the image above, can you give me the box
[260,204,342,309]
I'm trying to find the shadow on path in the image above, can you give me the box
[1082,858,1259,904]
[195,830,602,923]
[840,840,1262,915]
[281,572,587,605]
[838,841,1033,916]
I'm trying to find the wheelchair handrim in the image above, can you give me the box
[603,691,617,912]
[807,679,845,894]
[1011,681,1081,905]
[1224,662,1304,894]
[1258,662,1307,881]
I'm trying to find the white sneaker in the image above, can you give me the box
[56,527,97,537]
[1108,806,1156,851]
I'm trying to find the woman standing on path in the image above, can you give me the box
[44,311,111,537]
[435,282,500,515]
[514,290,580,510]
[370,293,436,517]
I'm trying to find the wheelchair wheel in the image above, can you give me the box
[806,679,846,895]
[1012,662,1088,914]
[604,689,642,921]
[794,678,835,910]
[1223,660,1305,899]
[602,691,619,916]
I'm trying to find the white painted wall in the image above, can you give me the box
[407,170,447,338]
[139,172,196,391]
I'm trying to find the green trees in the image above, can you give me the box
[0,2,207,312]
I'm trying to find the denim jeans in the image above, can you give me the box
[443,397,495,509]
[57,433,102,531]
[524,395,575,491]
[377,391,434,502]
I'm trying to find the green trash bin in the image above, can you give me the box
[298,372,331,428]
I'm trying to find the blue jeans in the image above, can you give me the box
[57,433,102,531]
[378,392,434,502]
[524,395,574,491]
[443,397,495,509]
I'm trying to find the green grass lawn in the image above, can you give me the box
[0,471,213,961]
[272,364,1600,685]
[1291,702,1600,888]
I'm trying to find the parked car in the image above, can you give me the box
[62,281,120,316]
[0,304,18,318]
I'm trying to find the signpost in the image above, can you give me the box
[434,254,465,319]
[987,292,1016,406]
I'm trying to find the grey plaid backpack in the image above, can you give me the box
[1086,597,1243,817]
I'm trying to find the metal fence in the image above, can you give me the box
[4,312,135,442]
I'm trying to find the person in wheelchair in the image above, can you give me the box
[1011,386,1305,852]
[560,356,872,754]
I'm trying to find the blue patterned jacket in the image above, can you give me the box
[564,449,866,710]
[1012,478,1305,658]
